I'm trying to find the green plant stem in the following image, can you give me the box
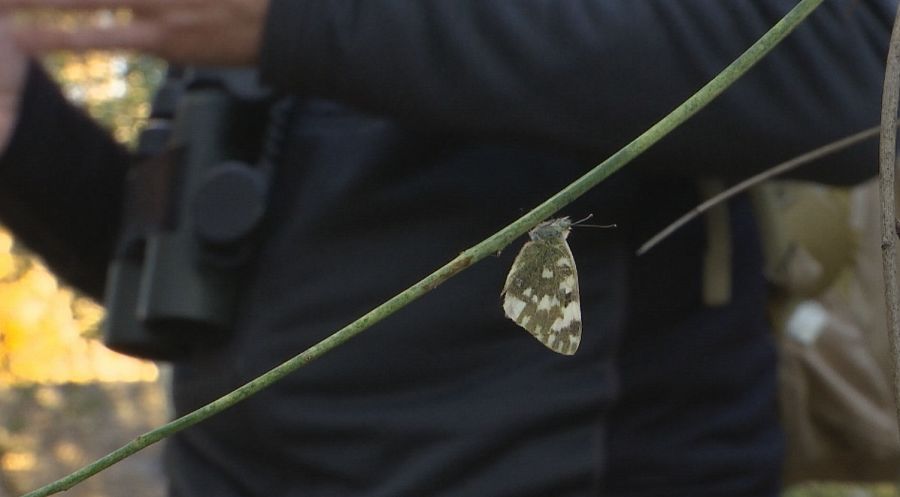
[22,1,823,496]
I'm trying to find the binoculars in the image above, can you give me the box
[102,69,285,360]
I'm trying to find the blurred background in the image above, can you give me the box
[1,8,899,497]
[0,10,168,496]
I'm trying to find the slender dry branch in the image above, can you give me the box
[22,1,826,496]
[880,0,900,438]
[638,125,881,255]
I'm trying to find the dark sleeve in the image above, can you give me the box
[259,0,892,184]
[0,62,131,298]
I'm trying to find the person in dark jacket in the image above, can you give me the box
[0,1,894,496]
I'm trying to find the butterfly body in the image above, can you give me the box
[502,217,581,355]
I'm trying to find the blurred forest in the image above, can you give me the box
[0,10,168,495]
[0,48,162,385]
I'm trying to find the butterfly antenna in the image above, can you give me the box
[571,214,594,225]
[572,214,616,229]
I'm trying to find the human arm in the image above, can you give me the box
[0,49,131,298]
[5,1,891,185]
[257,0,891,184]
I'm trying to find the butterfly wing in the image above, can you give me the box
[502,237,582,355]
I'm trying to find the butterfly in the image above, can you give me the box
[502,217,581,355]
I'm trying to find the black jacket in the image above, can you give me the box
[0,2,892,496]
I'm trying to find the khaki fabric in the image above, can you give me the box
[754,180,900,483]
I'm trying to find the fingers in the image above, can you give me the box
[0,0,155,9]
[0,0,160,52]
[0,1,265,65]
[12,22,159,54]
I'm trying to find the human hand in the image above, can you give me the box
[3,0,270,66]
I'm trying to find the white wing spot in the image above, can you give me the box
[534,325,543,334]
[556,256,571,267]
[551,302,581,331]
[560,275,576,291]
[523,287,533,297]
[537,295,553,311]
[567,301,582,322]
[566,334,581,355]
[503,296,527,320]
[536,295,560,312]
[542,268,554,279]
[520,315,531,326]
[551,317,565,332]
